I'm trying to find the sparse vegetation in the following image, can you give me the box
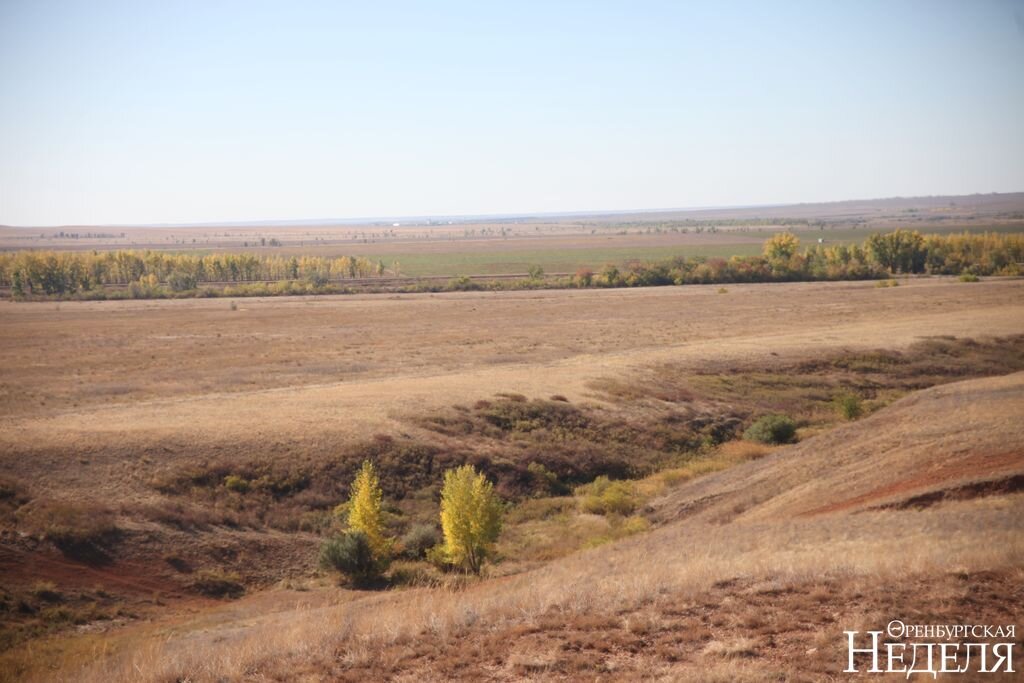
[576,476,639,515]
[743,414,797,444]
[2,266,1022,682]
[833,392,863,420]
[18,501,120,562]
[190,570,245,599]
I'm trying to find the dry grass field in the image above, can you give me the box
[1,276,1023,681]
[16,373,1024,681]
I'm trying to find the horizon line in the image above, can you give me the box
[3,190,1021,231]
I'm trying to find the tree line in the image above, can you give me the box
[579,230,1023,288]
[0,251,388,295]
[2,230,1021,299]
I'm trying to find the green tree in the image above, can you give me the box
[439,465,502,574]
[346,460,391,560]
[865,229,926,274]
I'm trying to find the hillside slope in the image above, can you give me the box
[57,372,1023,682]
[649,370,1024,524]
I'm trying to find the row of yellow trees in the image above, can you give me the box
[2,230,1021,298]
[578,230,1023,288]
[322,461,502,580]
[0,251,389,295]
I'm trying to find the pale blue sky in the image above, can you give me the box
[1,0,1022,226]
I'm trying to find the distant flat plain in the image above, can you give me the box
[2,192,1023,276]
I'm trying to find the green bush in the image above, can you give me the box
[447,275,481,291]
[399,523,440,560]
[223,474,250,493]
[577,476,638,515]
[167,270,198,292]
[958,272,980,282]
[319,531,388,581]
[425,544,452,571]
[743,414,797,444]
[833,393,863,420]
[527,462,567,496]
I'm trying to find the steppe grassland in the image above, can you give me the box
[1,275,1023,681]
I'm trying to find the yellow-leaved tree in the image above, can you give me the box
[763,231,800,263]
[346,460,391,560]
[439,465,502,574]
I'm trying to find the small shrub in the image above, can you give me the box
[304,272,330,287]
[958,272,980,282]
[388,561,440,587]
[717,287,728,294]
[505,496,574,524]
[163,554,192,573]
[574,268,594,287]
[743,414,797,444]
[527,462,567,496]
[399,523,440,560]
[223,474,250,493]
[833,392,863,420]
[167,270,198,292]
[875,279,899,288]
[618,515,651,536]
[424,544,451,571]
[190,570,244,599]
[0,477,28,505]
[319,531,388,581]
[577,476,638,515]
[30,582,62,603]
[448,275,480,291]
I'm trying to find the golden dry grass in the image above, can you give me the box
[1,279,1023,681]
[2,278,1022,502]
[15,373,1020,682]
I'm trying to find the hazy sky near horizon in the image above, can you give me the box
[1,1,1023,226]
